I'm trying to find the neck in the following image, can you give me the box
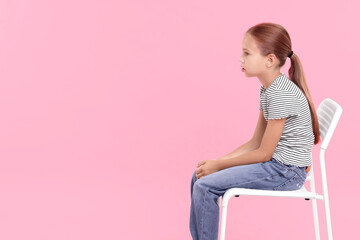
[258,71,282,89]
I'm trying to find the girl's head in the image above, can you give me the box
[241,22,320,145]
[240,23,291,77]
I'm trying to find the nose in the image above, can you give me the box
[239,57,244,64]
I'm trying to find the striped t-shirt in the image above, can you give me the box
[259,72,314,167]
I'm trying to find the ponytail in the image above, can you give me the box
[288,54,320,144]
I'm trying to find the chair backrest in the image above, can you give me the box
[317,98,343,150]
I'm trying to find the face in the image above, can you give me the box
[239,33,268,77]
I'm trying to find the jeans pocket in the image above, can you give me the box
[299,168,308,180]
[270,159,290,175]
[294,167,308,183]
[273,173,304,191]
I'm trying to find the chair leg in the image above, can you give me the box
[309,164,322,240]
[320,149,333,240]
[324,195,333,240]
[219,197,229,240]
[312,198,321,240]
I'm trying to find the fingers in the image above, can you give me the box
[196,160,210,179]
[195,167,203,179]
[197,160,205,168]
[195,168,201,179]
[196,167,209,179]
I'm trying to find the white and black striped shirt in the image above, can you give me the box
[259,73,314,167]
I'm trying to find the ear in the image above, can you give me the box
[266,53,277,68]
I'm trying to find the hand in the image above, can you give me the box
[195,159,221,179]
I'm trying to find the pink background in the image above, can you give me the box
[0,0,359,239]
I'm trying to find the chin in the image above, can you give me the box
[244,72,252,77]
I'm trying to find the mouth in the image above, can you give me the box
[241,67,245,72]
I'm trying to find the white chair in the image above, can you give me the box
[218,98,343,240]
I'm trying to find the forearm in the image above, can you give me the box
[217,139,260,160]
[217,149,269,170]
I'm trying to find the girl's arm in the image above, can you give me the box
[217,118,285,168]
[196,117,285,179]
[217,110,267,160]
[217,140,259,160]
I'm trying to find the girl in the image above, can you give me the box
[189,22,320,240]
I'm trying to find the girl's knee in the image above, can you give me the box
[193,179,204,193]
[190,170,198,194]
[191,171,213,192]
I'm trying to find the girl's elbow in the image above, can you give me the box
[259,149,272,162]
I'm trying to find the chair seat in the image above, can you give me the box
[222,186,324,202]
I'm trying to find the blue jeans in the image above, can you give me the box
[189,158,308,240]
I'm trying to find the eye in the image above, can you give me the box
[244,52,249,55]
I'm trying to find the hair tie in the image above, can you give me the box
[288,51,293,58]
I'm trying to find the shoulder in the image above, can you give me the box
[273,74,293,91]
[269,75,300,98]
[267,76,302,110]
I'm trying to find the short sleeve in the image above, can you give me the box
[267,88,300,119]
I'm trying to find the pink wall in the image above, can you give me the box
[0,0,358,239]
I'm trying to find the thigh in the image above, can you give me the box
[195,158,307,192]
[195,160,278,191]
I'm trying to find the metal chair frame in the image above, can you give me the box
[218,98,343,240]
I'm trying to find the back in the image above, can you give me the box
[259,73,314,167]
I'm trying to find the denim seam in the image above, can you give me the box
[293,167,307,180]
[199,186,206,240]
[295,171,307,186]
[273,159,290,171]
[196,171,280,193]
[274,159,307,182]
[266,162,289,176]
[274,173,302,191]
